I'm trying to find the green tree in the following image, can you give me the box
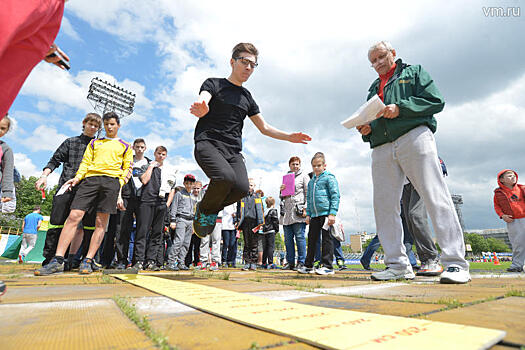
[464,233,490,255]
[14,176,56,218]
[486,237,511,253]
[361,236,383,253]
[274,232,284,250]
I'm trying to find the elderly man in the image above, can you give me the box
[357,41,470,284]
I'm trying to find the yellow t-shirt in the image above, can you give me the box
[75,138,133,187]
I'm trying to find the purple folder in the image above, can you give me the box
[281,173,295,196]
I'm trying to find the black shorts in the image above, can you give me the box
[71,176,120,214]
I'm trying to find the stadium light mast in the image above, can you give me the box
[87,77,136,136]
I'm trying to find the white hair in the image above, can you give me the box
[368,41,394,58]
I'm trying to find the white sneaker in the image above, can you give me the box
[315,267,335,275]
[297,266,314,274]
[371,267,415,281]
[417,260,444,276]
[439,265,471,284]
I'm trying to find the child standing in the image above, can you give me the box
[0,115,15,205]
[494,169,525,272]
[167,174,197,271]
[237,178,264,271]
[261,197,279,268]
[299,152,340,275]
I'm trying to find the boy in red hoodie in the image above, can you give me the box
[494,169,525,272]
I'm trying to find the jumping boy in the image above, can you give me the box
[35,112,133,275]
[494,169,525,272]
[189,42,311,237]
[299,152,340,275]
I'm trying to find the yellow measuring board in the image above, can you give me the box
[113,274,505,350]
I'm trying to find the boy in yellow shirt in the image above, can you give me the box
[35,112,133,275]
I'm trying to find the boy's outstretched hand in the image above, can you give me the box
[190,101,209,118]
[288,132,311,144]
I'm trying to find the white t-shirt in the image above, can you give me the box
[221,203,237,230]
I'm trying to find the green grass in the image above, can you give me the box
[505,289,525,297]
[112,295,174,350]
[97,275,117,284]
[191,270,230,280]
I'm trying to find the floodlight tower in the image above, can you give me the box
[87,77,136,136]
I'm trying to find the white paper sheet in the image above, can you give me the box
[56,183,72,196]
[340,94,385,129]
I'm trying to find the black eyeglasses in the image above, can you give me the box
[234,57,258,68]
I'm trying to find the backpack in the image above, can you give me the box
[262,208,279,233]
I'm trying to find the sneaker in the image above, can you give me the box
[133,262,144,271]
[417,260,443,276]
[313,261,321,269]
[316,267,335,275]
[209,262,219,271]
[227,262,233,268]
[337,260,348,271]
[242,263,251,271]
[91,260,102,272]
[166,263,179,271]
[439,265,471,284]
[115,262,126,270]
[178,262,189,271]
[145,261,156,270]
[249,263,257,271]
[371,267,415,281]
[297,266,314,274]
[507,266,524,272]
[282,263,295,270]
[360,257,371,270]
[192,203,218,238]
[0,280,5,297]
[35,257,64,276]
[79,258,94,275]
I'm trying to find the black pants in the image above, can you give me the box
[98,212,121,267]
[134,202,167,264]
[260,232,275,265]
[221,229,237,264]
[185,233,201,266]
[240,218,258,264]
[43,188,96,265]
[305,215,333,269]
[115,197,140,264]
[194,141,249,215]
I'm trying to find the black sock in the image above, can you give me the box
[55,256,64,264]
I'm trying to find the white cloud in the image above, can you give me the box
[61,16,82,41]
[14,153,60,187]
[25,125,69,152]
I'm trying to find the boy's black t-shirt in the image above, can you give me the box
[140,167,165,205]
[194,78,260,154]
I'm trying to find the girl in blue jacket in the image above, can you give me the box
[299,152,340,275]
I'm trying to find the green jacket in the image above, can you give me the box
[362,59,445,148]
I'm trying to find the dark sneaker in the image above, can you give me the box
[145,261,156,270]
[166,263,179,271]
[91,260,102,272]
[35,257,64,276]
[337,260,348,271]
[178,263,189,271]
[115,263,126,270]
[152,265,161,271]
[192,203,218,238]
[360,257,371,270]
[282,263,295,270]
[0,280,5,296]
[133,262,144,271]
[506,266,523,272]
[242,264,250,271]
[79,258,94,274]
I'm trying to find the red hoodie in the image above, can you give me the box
[493,169,525,219]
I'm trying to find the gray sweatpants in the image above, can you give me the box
[20,233,38,257]
[200,222,222,264]
[507,218,525,269]
[402,182,438,263]
[167,218,193,265]
[371,126,468,270]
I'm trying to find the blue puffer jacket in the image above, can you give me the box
[306,170,340,218]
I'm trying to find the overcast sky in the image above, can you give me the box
[6,0,524,234]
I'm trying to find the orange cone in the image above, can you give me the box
[493,252,500,265]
